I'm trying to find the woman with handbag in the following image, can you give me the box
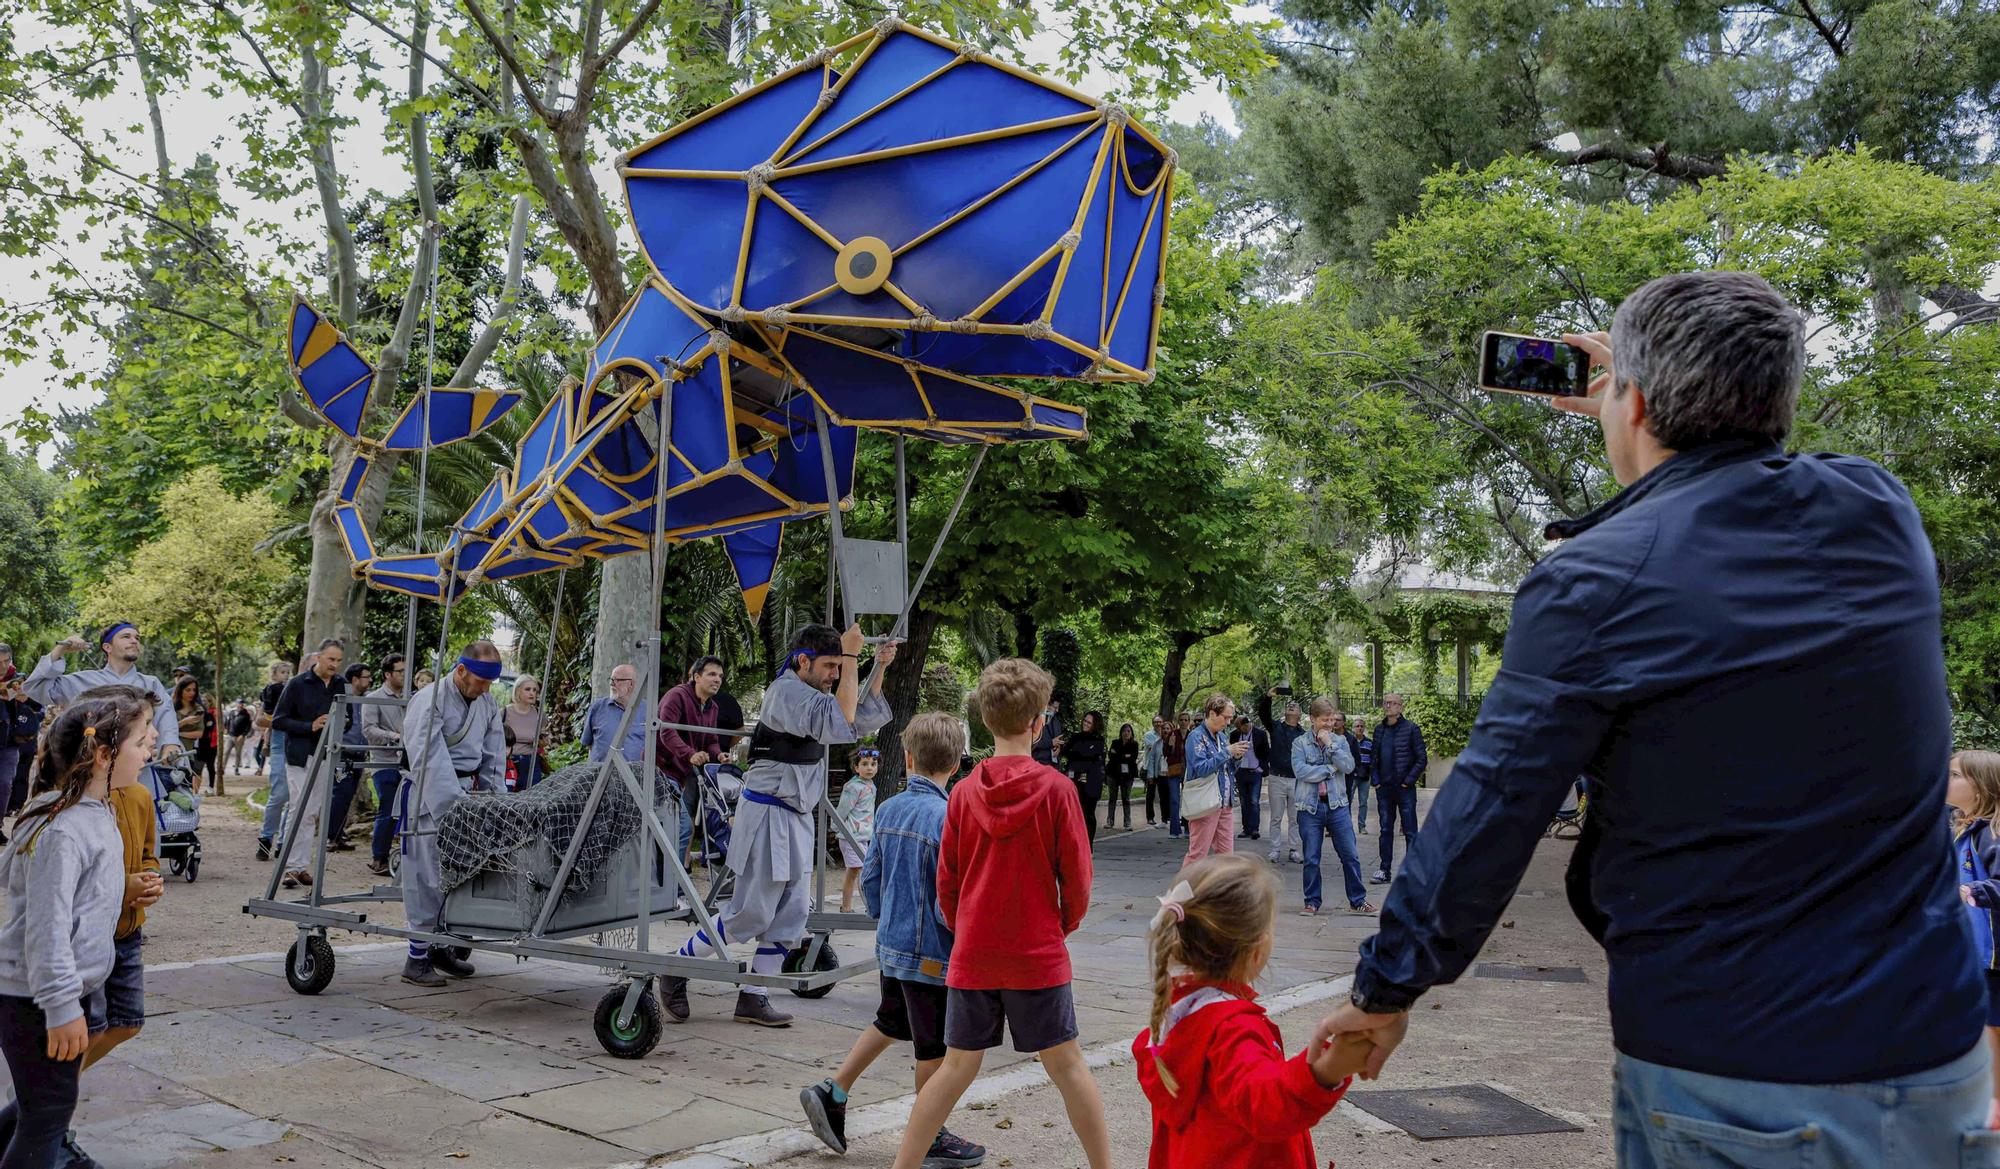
[1181,694,1248,869]
[1062,711,1108,847]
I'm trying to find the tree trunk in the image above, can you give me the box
[1014,611,1038,660]
[212,631,227,797]
[592,555,653,696]
[1157,629,1204,720]
[870,603,943,791]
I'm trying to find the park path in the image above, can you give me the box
[45,790,1614,1168]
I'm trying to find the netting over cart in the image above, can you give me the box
[434,761,648,923]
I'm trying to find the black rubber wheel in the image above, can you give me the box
[593,984,664,1058]
[785,938,839,999]
[285,934,336,995]
[182,855,200,882]
[167,855,184,876]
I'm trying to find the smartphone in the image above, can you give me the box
[1479,331,1589,398]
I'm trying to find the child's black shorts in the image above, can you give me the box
[873,973,948,1062]
[944,983,1077,1054]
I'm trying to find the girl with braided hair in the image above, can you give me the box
[0,693,153,1168]
[1132,854,1368,1169]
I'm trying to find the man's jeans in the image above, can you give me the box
[259,730,288,841]
[1265,774,1296,857]
[1346,772,1368,832]
[1163,775,1183,837]
[1613,1042,1999,1169]
[0,746,18,823]
[1298,796,1368,909]
[371,768,402,862]
[1237,769,1261,837]
[327,762,362,840]
[1376,782,1419,874]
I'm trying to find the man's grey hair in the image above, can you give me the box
[1611,271,1804,450]
[315,637,344,653]
[0,644,12,657]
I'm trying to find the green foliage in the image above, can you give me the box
[1400,691,1480,759]
[0,444,73,644]
[1040,627,1081,715]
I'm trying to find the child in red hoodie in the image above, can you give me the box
[890,658,1107,1169]
[1134,854,1369,1169]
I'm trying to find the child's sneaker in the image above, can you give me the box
[923,1127,986,1167]
[799,1078,847,1153]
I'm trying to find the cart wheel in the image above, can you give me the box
[786,938,839,999]
[285,934,336,995]
[182,855,200,882]
[593,984,664,1058]
[167,855,184,876]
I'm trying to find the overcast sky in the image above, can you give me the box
[0,8,1253,451]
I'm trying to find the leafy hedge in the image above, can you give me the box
[1400,691,1482,759]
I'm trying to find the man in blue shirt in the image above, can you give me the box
[1315,272,1988,1167]
[580,663,646,765]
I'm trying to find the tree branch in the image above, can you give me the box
[451,194,529,385]
[1534,139,1727,183]
[460,0,557,122]
[591,0,668,78]
[323,0,499,113]
[1794,0,1846,57]
[1928,283,2000,328]
[299,39,360,326]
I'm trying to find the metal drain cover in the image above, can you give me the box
[1474,962,1587,983]
[1347,1083,1583,1140]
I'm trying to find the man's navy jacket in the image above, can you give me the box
[1355,438,1985,1083]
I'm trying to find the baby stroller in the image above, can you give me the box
[147,760,204,881]
[1546,776,1588,841]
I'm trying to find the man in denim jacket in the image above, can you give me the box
[1293,698,1374,916]
[800,713,984,1168]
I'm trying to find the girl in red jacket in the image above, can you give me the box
[1133,855,1368,1169]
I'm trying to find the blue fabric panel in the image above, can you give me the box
[484,555,568,581]
[768,423,855,504]
[289,304,318,363]
[1051,152,1114,346]
[671,363,734,474]
[741,198,840,308]
[722,523,782,591]
[918,373,1022,423]
[338,456,369,505]
[776,125,1082,254]
[451,539,495,574]
[626,67,825,172]
[371,575,443,600]
[335,505,373,563]
[464,476,508,531]
[592,542,646,557]
[779,333,927,420]
[526,497,573,543]
[897,331,1090,379]
[632,178,750,310]
[793,287,908,321]
[591,410,660,481]
[516,398,568,484]
[1031,402,1087,432]
[565,471,635,523]
[1103,170,1162,349]
[318,370,372,438]
[1110,188,1166,369]
[891,132,1099,320]
[666,475,783,529]
[794,58,1091,165]
[789,33,959,158]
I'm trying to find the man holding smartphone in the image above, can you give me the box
[1317,272,1990,1168]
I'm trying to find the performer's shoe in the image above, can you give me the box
[429,946,475,979]
[923,1128,986,1168]
[799,1078,847,1153]
[732,991,793,1027]
[400,955,447,988]
[660,976,691,1022]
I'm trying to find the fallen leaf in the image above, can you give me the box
[1500,921,1515,929]
[995,1117,1013,1130]
[446,1152,471,1159]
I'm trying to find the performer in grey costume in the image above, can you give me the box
[397,640,506,987]
[24,623,180,756]
[662,622,895,1027]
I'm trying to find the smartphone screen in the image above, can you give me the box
[1479,331,1589,398]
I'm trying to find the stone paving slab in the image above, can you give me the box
[70,824,1364,1168]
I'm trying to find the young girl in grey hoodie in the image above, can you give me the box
[0,692,150,1168]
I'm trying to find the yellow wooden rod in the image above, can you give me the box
[777,57,966,168]
[965,243,1064,321]
[890,121,1100,258]
[772,111,1100,178]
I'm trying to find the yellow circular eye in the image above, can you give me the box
[835,236,893,296]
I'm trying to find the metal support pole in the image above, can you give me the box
[308,699,347,901]
[891,445,987,640]
[813,400,849,630]
[637,379,675,966]
[894,435,909,603]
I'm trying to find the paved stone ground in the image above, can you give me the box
[44,790,1614,1168]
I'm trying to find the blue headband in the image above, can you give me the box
[855,747,881,758]
[457,657,503,681]
[99,622,135,648]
